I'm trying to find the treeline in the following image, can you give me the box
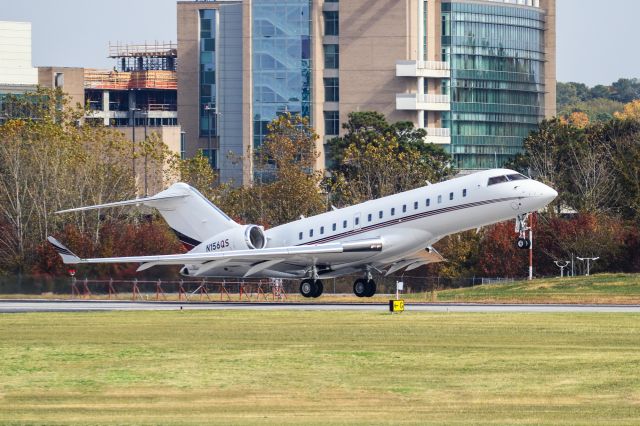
[557,78,640,122]
[2,88,639,281]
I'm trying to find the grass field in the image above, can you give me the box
[1,310,640,424]
[433,273,640,304]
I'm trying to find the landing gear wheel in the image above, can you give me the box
[353,278,368,297]
[312,279,323,298]
[517,238,530,249]
[364,279,376,297]
[300,279,315,298]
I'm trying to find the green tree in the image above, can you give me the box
[326,111,453,206]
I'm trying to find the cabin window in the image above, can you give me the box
[426,198,430,207]
[391,208,395,216]
[463,189,467,197]
[332,223,336,231]
[320,226,324,235]
[343,220,348,229]
[438,195,442,204]
[299,232,303,240]
[309,229,314,237]
[368,213,372,222]
[449,192,454,201]
[402,205,407,213]
[487,175,509,186]
[414,201,418,210]
[355,217,360,226]
[379,211,383,219]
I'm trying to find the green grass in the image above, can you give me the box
[432,273,640,304]
[1,311,640,424]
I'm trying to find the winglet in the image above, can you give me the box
[47,237,81,264]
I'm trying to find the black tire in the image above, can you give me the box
[300,279,315,298]
[312,279,324,298]
[525,239,531,249]
[517,238,527,249]
[353,278,367,297]
[364,279,376,297]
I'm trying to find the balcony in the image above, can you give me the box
[423,127,451,145]
[396,93,451,111]
[396,60,451,78]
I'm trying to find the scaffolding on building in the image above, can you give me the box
[109,41,177,72]
[84,69,177,91]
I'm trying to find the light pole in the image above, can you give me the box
[577,257,599,276]
[554,261,570,278]
[142,108,149,196]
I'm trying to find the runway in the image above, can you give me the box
[2,299,640,313]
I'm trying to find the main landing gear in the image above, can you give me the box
[515,213,531,249]
[353,277,376,298]
[300,279,323,298]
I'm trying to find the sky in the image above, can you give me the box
[0,0,638,87]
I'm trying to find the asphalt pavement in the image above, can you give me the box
[1,299,640,313]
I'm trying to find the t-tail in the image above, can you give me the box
[55,183,240,249]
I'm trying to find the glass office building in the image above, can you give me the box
[441,1,547,169]
[252,0,312,149]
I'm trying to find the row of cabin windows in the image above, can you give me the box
[298,188,468,240]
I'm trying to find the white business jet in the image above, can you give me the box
[48,168,557,298]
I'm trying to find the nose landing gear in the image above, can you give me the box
[515,214,531,249]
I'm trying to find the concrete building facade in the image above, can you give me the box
[177,0,556,183]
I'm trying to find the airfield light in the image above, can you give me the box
[576,257,599,276]
[553,261,569,278]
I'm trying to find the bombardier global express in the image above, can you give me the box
[49,168,557,298]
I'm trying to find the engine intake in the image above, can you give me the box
[245,225,266,249]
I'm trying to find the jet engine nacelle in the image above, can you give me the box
[201,224,266,253]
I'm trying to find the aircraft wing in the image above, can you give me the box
[384,247,445,276]
[47,236,383,275]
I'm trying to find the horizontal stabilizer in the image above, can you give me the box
[55,193,188,214]
[47,237,81,264]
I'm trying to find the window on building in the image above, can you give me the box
[324,44,339,69]
[324,78,339,102]
[324,111,339,135]
[323,11,339,36]
[201,148,218,169]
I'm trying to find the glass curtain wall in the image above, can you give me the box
[252,0,312,149]
[199,9,217,137]
[441,2,546,169]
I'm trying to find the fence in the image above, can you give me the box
[0,274,516,300]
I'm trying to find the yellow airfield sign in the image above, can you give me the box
[389,299,405,313]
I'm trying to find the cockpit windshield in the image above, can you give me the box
[487,173,528,186]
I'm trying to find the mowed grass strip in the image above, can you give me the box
[433,273,640,304]
[0,310,639,424]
